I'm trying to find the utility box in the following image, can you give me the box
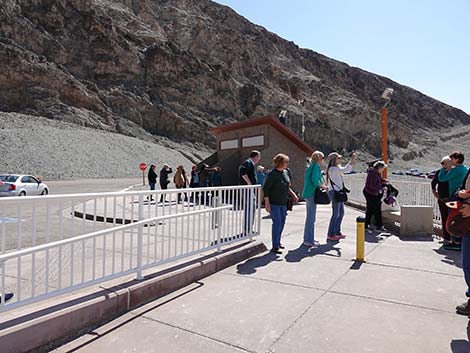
[399,205,434,236]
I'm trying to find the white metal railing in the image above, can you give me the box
[0,186,261,253]
[0,185,262,311]
[344,175,441,223]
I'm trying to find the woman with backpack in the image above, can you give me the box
[326,152,357,241]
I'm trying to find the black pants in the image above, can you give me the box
[364,191,382,228]
[160,183,168,202]
[437,199,450,240]
[176,185,188,203]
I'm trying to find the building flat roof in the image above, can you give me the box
[210,116,314,155]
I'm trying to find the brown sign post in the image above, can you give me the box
[139,163,147,186]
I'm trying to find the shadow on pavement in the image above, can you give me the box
[434,247,463,269]
[397,235,435,242]
[350,260,365,270]
[236,252,281,275]
[284,242,342,263]
[450,321,470,353]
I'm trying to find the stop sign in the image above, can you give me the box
[139,163,147,171]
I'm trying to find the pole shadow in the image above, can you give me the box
[350,260,365,270]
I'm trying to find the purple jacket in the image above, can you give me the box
[364,168,383,196]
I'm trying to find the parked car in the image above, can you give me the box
[427,171,437,179]
[392,171,405,176]
[405,168,421,177]
[0,175,49,197]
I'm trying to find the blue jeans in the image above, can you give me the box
[271,205,287,249]
[149,183,156,191]
[303,196,317,243]
[327,190,345,236]
[462,236,470,297]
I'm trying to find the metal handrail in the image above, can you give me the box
[0,205,233,262]
[0,185,262,312]
[0,185,261,204]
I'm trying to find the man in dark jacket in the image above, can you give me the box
[239,151,261,235]
[159,164,173,203]
[148,165,157,201]
[239,151,261,185]
[431,156,452,244]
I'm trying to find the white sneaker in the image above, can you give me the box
[313,240,320,247]
[303,241,314,247]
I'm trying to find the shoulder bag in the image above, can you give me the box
[329,176,348,203]
[314,187,331,204]
[314,175,330,204]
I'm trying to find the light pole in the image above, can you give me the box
[298,99,306,141]
[380,88,393,178]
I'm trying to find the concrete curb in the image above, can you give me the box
[0,241,267,353]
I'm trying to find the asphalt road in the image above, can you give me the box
[44,177,143,195]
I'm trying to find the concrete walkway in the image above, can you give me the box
[56,203,470,353]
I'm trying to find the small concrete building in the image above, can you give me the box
[206,116,314,193]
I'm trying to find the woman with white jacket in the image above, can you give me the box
[326,152,357,241]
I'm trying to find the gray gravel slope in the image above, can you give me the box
[0,113,210,180]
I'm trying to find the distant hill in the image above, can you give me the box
[1,0,469,172]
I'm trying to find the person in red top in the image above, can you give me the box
[363,161,387,231]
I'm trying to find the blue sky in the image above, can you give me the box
[214,0,470,114]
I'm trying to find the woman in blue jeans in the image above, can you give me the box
[263,154,299,254]
[302,151,326,248]
[326,152,357,241]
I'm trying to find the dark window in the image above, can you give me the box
[0,175,18,183]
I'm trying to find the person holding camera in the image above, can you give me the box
[159,164,173,203]
[326,152,357,241]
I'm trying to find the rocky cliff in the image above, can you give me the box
[1,0,469,164]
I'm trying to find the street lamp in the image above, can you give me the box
[380,88,393,178]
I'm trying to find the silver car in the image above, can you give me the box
[0,175,49,197]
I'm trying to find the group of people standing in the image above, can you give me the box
[147,164,222,203]
[239,149,358,254]
[431,152,469,250]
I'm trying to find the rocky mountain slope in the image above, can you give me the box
[1,0,469,177]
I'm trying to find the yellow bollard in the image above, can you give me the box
[355,216,366,262]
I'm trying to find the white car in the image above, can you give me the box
[0,175,49,197]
